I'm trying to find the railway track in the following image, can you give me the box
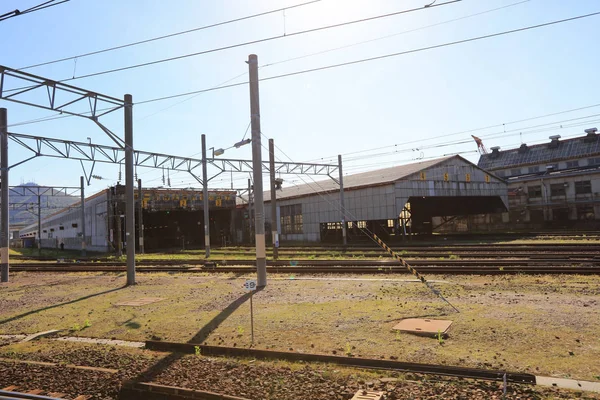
[9,263,600,274]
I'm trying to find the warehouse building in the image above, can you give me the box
[259,155,508,243]
[21,155,508,250]
[20,185,237,252]
[477,129,600,229]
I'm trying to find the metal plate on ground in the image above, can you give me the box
[392,318,453,337]
[115,297,164,306]
[351,390,385,400]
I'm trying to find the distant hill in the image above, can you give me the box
[7,182,79,226]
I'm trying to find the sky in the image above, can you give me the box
[1,0,599,196]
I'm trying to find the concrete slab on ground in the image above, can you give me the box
[22,329,61,342]
[537,376,600,393]
[53,336,145,348]
[351,390,385,400]
[392,318,453,337]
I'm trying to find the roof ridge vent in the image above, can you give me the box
[489,146,500,158]
[518,143,528,153]
[549,135,561,149]
[584,127,598,143]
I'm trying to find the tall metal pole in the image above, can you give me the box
[37,195,42,256]
[137,178,144,254]
[201,134,210,258]
[124,94,136,285]
[248,54,267,288]
[0,108,9,283]
[80,176,86,257]
[269,139,278,260]
[248,178,253,243]
[339,154,347,246]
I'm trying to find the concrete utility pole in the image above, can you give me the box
[339,154,347,246]
[1,108,9,283]
[37,195,41,256]
[201,134,210,258]
[137,178,144,254]
[124,94,136,285]
[248,54,267,287]
[80,176,86,257]
[269,139,278,260]
[247,178,253,242]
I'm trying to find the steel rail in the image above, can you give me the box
[145,341,536,384]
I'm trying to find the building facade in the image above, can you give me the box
[262,155,507,243]
[477,129,600,229]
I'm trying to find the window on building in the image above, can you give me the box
[326,222,341,230]
[528,185,542,198]
[577,206,595,220]
[588,157,600,166]
[357,221,366,228]
[546,163,559,171]
[510,168,521,176]
[550,183,566,197]
[575,180,592,195]
[387,219,395,228]
[494,170,505,178]
[347,221,353,229]
[280,204,303,234]
[566,160,579,168]
[528,166,540,174]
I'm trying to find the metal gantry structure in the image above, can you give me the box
[0,64,132,284]
[7,184,82,255]
[0,59,345,288]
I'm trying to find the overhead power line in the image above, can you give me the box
[7,11,600,128]
[135,10,600,106]
[0,0,69,22]
[33,0,461,83]
[18,0,323,70]
[306,104,600,162]
[262,0,530,69]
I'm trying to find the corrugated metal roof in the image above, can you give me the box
[478,134,600,170]
[265,156,454,201]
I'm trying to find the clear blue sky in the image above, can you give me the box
[1,0,599,194]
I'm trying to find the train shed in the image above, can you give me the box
[263,155,508,243]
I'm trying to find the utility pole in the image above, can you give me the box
[138,178,144,254]
[339,155,347,246]
[269,139,278,259]
[124,94,135,285]
[247,178,253,243]
[201,134,210,258]
[248,54,267,287]
[37,195,41,256]
[116,205,122,257]
[80,176,86,257]
[1,108,8,283]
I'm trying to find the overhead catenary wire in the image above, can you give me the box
[0,0,69,22]
[261,0,530,69]
[17,0,323,70]
[8,10,600,127]
[135,10,600,106]
[15,0,461,84]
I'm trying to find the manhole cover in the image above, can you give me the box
[351,390,385,400]
[392,318,453,337]
[115,297,164,306]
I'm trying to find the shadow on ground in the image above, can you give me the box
[0,286,126,326]
[137,288,259,383]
